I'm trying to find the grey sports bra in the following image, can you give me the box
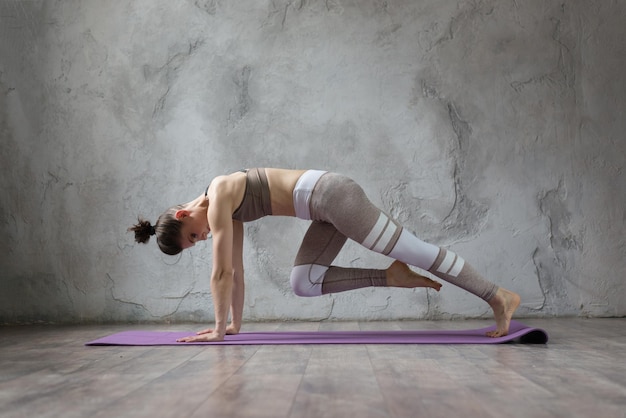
[205,168,272,222]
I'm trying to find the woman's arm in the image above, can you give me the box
[229,220,245,333]
[206,188,235,339]
[177,181,235,343]
[189,220,244,337]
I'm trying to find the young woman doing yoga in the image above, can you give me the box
[129,168,521,342]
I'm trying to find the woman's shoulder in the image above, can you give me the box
[208,171,246,195]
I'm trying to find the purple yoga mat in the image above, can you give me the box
[85,320,547,346]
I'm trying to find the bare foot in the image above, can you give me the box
[486,287,521,337]
[386,261,442,291]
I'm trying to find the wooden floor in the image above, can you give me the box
[1,318,625,418]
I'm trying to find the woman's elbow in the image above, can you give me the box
[212,269,234,282]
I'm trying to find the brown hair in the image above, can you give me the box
[128,205,184,255]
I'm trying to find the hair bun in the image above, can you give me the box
[128,217,155,244]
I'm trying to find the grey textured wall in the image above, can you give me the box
[1,0,624,323]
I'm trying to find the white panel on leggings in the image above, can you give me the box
[436,251,456,275]
[448,256,465,277]
[361,213,387,249]
[386,230,440,270]
[372,221,398,253]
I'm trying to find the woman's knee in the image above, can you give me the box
[289,264,327,297]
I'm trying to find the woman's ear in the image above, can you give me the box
[174,209,191,220]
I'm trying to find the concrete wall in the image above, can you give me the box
[1,0,624,323]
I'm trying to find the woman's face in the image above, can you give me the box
[177,210,210,250]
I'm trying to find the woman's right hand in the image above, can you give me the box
[196,324,240,335]
[176,330,224,343]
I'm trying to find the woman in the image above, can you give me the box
[129,168,520,342]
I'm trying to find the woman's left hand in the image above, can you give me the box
[176,331,224,343]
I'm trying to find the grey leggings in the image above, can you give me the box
[289,171,498,301]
